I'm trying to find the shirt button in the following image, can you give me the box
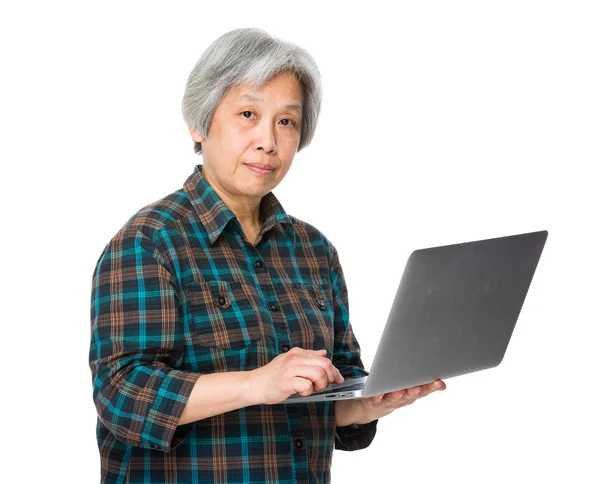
[253,260,264,269]
[317,300,327,310]
[294,438,304,450]
[281,344,290,353]
[269,303,279,312]
[218,296,226,306]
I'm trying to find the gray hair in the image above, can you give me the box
[181,28,322,154]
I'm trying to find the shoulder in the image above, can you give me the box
[111,188,194,244]
[92,188,195,275]
[287,214,337,261]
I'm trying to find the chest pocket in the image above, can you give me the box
[291,282,335,355]
[184,280,264,350]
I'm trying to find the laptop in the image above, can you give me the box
[284,230,548,403]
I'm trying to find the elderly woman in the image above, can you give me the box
[89,28,445,483]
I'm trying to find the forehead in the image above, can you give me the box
[228,73,303,112]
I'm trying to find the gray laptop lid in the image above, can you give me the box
[362,230,548,398]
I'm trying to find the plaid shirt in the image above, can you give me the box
[89,163,377,483]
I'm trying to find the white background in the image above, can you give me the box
[2,1,598,482]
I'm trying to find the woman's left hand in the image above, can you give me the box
[355,379,447,423]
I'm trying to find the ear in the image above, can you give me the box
[188,125,205,142]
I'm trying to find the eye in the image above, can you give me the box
[241,111,255,119]
[280,118,296,127]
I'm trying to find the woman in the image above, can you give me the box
[89,27,445,483]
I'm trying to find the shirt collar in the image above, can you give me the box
[183,163,296,246]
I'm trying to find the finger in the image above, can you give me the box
[307,348,328,356]
[287,347,327,358]
[291,376,315,396]
[287,347,325,357]
[310,367,331,392]
[383,389,406,404]
[291,365,330,392]
[316,374,331,392]
[402,381,446,403]
[419,380,446,398]
[286,348,331,372]
[381,381,446,408]
[404,385,423,398]
[434,379,446,391]
[286,348,339,385]
[318,358,337,385]
[309,353,339,384]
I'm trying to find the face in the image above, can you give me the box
[188,71,303,208]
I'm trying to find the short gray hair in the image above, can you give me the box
[181,28,322,154]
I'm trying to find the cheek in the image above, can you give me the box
[212,125,251,161]
[273,125,298,149]
[272,163,293,187]
[283,132,302,158]
[227,124,255,151]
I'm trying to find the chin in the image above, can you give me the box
[238,182,271,197]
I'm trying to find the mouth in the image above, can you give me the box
[245,163,274,175]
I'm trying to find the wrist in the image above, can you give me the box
[335,399,369,427]
[247,369,264,406]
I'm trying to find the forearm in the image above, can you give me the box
[178,371,259,425]
[334,399,379,451]
[335,399,372,427]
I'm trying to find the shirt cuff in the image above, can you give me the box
[139,369,201,452]
[334,419,378,451]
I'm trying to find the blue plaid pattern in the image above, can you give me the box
[89,164,377,483]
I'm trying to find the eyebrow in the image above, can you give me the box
[238,93,302,114]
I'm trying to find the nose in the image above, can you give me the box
[255,120,277,154]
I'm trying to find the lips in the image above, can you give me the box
[245,163,273,170]
[245,163,274,175]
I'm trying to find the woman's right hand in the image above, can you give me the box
[249,347,345,405]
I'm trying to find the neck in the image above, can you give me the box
[201,165,263,227]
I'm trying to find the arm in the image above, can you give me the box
[335,399,370,427]
[89,228,201,452]
[180,347,345,425]
[176,241,443,431]
[328,244,446,438]
[90,228,349,449]
[178,371,255,425]
[328,244,379,451]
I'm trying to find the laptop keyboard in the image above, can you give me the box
[309,379,366,396]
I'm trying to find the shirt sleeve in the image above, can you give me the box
[89,228,201,452]
[328,244,378,451]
